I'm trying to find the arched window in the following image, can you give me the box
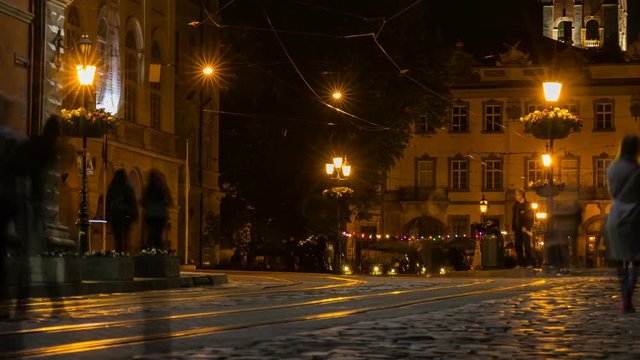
[150,41,162,130]
[63,6,82,109]
[65,6,81,51]
[125,30,138,122]
[558,21,572,43]
[95,11,108,107]
[585,19,600,48]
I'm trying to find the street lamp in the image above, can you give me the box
[542,81,562,267]
[326,155,351,273]
[542,82,563,102]
[479,194,488,223]
[202,65,215,76]
[326,155,351,180]
[76,33,96,253]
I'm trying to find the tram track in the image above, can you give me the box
[4,279,552,358]
[0,279,493,337]
[0,274,365,315]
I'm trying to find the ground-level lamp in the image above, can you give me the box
[479,194,488,223]
[76,33,96,254]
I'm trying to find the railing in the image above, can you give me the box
[584,39,600,48]
[114,121,178,158]
[387,187,449,202]
[578,186,609,200]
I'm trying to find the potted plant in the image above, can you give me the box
[28,251,82,284]
[82,250,133,281]
[520,107,582,140]
[133,248,180,278]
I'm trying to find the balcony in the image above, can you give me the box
[386,187,449,202]
[584,39,600,48]
[114,121,178,158]
[578,186,610,201]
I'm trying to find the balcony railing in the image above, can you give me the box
[114,121,178,158]
[584,39,600,48]
[385,187,449,202]
[578,186,610,200]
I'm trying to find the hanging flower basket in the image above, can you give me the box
[529,179,565,198]
[520,108,582,140]
[322,186,354,199]
[61,107,120,138]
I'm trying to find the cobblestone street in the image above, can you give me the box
[141,277,637,359]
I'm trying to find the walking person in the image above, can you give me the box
[512,189,534,268]
[141,169,172,249]
[106,168,138,253]
[606,135,640,313]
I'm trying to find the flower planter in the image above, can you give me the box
[520,108,582,140]
[527,119,573,140]
[534,184,565,198]
[133,255,180,278]
[82,257,134,281]
[61,108,119,138]
[2,257,83,284]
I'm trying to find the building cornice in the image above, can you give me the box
[0,1,34,23]
[47,0,74,9]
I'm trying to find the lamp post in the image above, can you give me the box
[541,81,562,267]
[76,33,96,254]
[325,155,351,272]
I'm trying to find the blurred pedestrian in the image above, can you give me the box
[606,135,640,313]
[549,201,582,270]
[106,168,137,252]
[512,189,534,268]
[141,169,172,249]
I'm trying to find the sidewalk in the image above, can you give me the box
[441,267,616,278]
[2,272,228,299]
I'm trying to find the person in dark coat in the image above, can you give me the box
[606,135,640,313]
[141,169,172,249]
[512,188,534,268]
[106,168,138,253]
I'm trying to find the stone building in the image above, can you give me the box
[0,0,220,265]
[542,0,628,50]
[348,0,640,268]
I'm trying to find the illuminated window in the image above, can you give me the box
[483,159,503,191]
[483,103,503,132]
[150,41,162,130]
[450,159,468,191]
[416,158,436,189]
[448,215,469,236]
[450,104,469,133]
[415,115,436,135]
[594,100,614,131]
[595,158,612,189]
[526,159,544,186]
[125,30,138,123]
[561,158,579,188]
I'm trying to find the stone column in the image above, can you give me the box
[542,2,555,40]
[40,0,76,252]
[573,4,583,47]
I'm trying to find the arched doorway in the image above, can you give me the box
[127,168,143,253]
[582,214,606,268]
[403,216,446,238]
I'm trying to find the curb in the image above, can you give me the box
[2,273,228,299]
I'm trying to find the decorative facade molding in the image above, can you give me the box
[0,1,34,23]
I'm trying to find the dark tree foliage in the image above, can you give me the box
[217,0,452,251]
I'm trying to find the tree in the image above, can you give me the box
[217,0,452,255]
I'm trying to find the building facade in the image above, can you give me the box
[343,0,640,268]
[0,0,220,265]
[542,0,628,50]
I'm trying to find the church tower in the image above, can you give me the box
[542,0,628,51]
